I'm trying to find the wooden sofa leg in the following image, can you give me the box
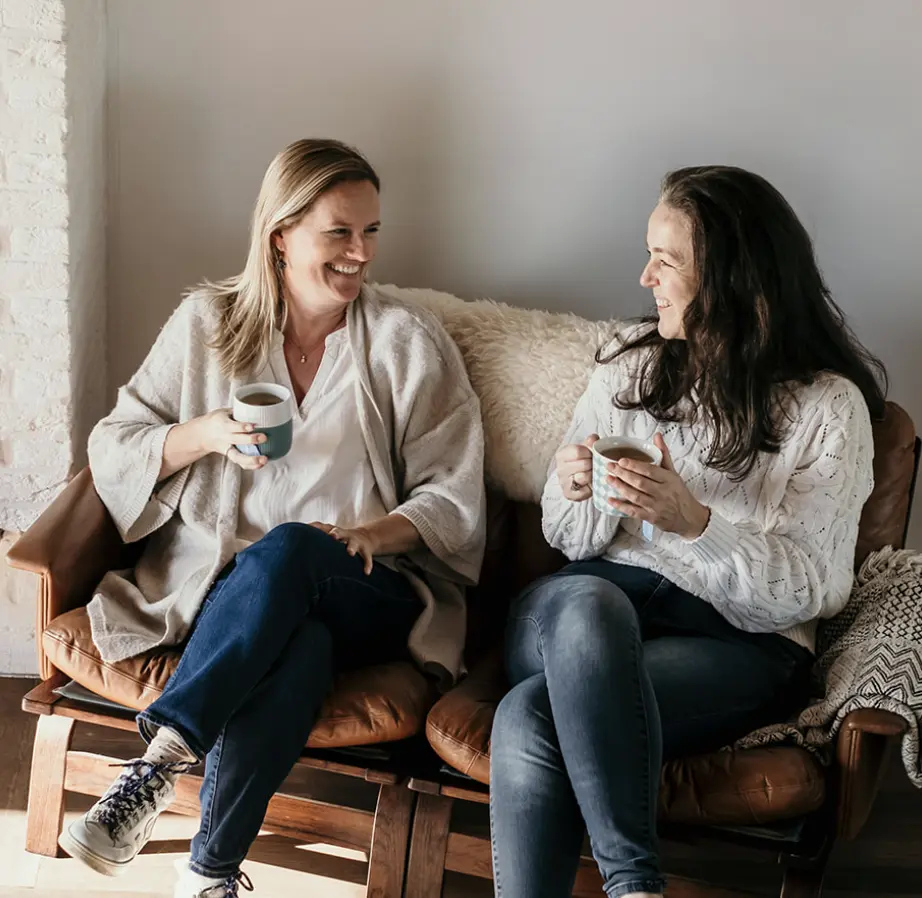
[366,784,415,898]
[405,792,453,898]
[780,863,826,898]
[25,714,76,857]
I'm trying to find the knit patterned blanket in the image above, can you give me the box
[734,547,922,786]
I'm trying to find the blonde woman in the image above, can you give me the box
[59,139,486,898]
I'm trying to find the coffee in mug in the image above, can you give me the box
[599,446,655,464]
[232,383,294,461]
[242,391,284,407]
[590,436,663,517]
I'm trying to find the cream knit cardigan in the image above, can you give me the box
[86,286,486,688]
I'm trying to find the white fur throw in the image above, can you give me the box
[375,283,622,503]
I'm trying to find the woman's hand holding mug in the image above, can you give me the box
[555,434,600,501]
[194,409,268,470]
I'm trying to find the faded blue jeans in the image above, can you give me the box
[137,522,421,878]
[489,561,813,898]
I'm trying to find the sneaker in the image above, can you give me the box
[174,864,254,898]
[59,758,193,876]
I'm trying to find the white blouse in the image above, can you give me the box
[235,328,392,558]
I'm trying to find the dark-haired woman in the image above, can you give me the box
[489,166,886,898]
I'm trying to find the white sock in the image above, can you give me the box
[175,859,228,896]
[143,725,198,768]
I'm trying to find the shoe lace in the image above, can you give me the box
[92,759,194,835]
[203,870,254,897]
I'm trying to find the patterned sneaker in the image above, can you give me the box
[174,865,254,898]
[59,758,193,876]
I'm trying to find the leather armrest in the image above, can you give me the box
[834,708,906,839]
[856,401,917,565]
[5,467,138,679]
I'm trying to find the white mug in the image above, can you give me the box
[590,436,663,517]
[232,383,294,460]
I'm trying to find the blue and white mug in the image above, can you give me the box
[590,436,663,516]
[232,383,294,461]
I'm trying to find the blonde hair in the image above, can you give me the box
[194,139,380,378]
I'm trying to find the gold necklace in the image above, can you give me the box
[285,330,327,364]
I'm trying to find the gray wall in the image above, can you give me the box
[107,0,922,543]
[65,0,108,475]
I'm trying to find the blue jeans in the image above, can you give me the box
[489,561,813,898]
[137,522,421,878]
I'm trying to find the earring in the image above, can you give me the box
[277,257,287,270]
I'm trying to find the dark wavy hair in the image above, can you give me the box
[600,165,887,479]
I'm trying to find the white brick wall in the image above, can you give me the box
[1,0,72,532]
[1,0,64,39]
[0,0,107,673]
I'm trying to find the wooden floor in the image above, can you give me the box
[1,677,920,897]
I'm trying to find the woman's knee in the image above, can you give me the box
[491,676,559,782]
[234,523,346,611]
[516,574,640,649]
[250,522,350,574]
[258,521,333,555]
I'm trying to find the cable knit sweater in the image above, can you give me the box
[542,341,875,653]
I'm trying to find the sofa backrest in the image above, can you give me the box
[376,282,614,503]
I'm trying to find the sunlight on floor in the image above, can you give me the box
[0,809,368,896]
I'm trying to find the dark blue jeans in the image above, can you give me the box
[136,522,421,878]
[489,561,813,898]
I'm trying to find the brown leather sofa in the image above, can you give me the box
[401,400,920,898]
[8,400,918,898]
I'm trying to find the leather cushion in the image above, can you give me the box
[426,656,826,826]
[44,606,436,748]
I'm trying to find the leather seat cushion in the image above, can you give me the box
[44,606,436,748]
[426,655,826,826]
